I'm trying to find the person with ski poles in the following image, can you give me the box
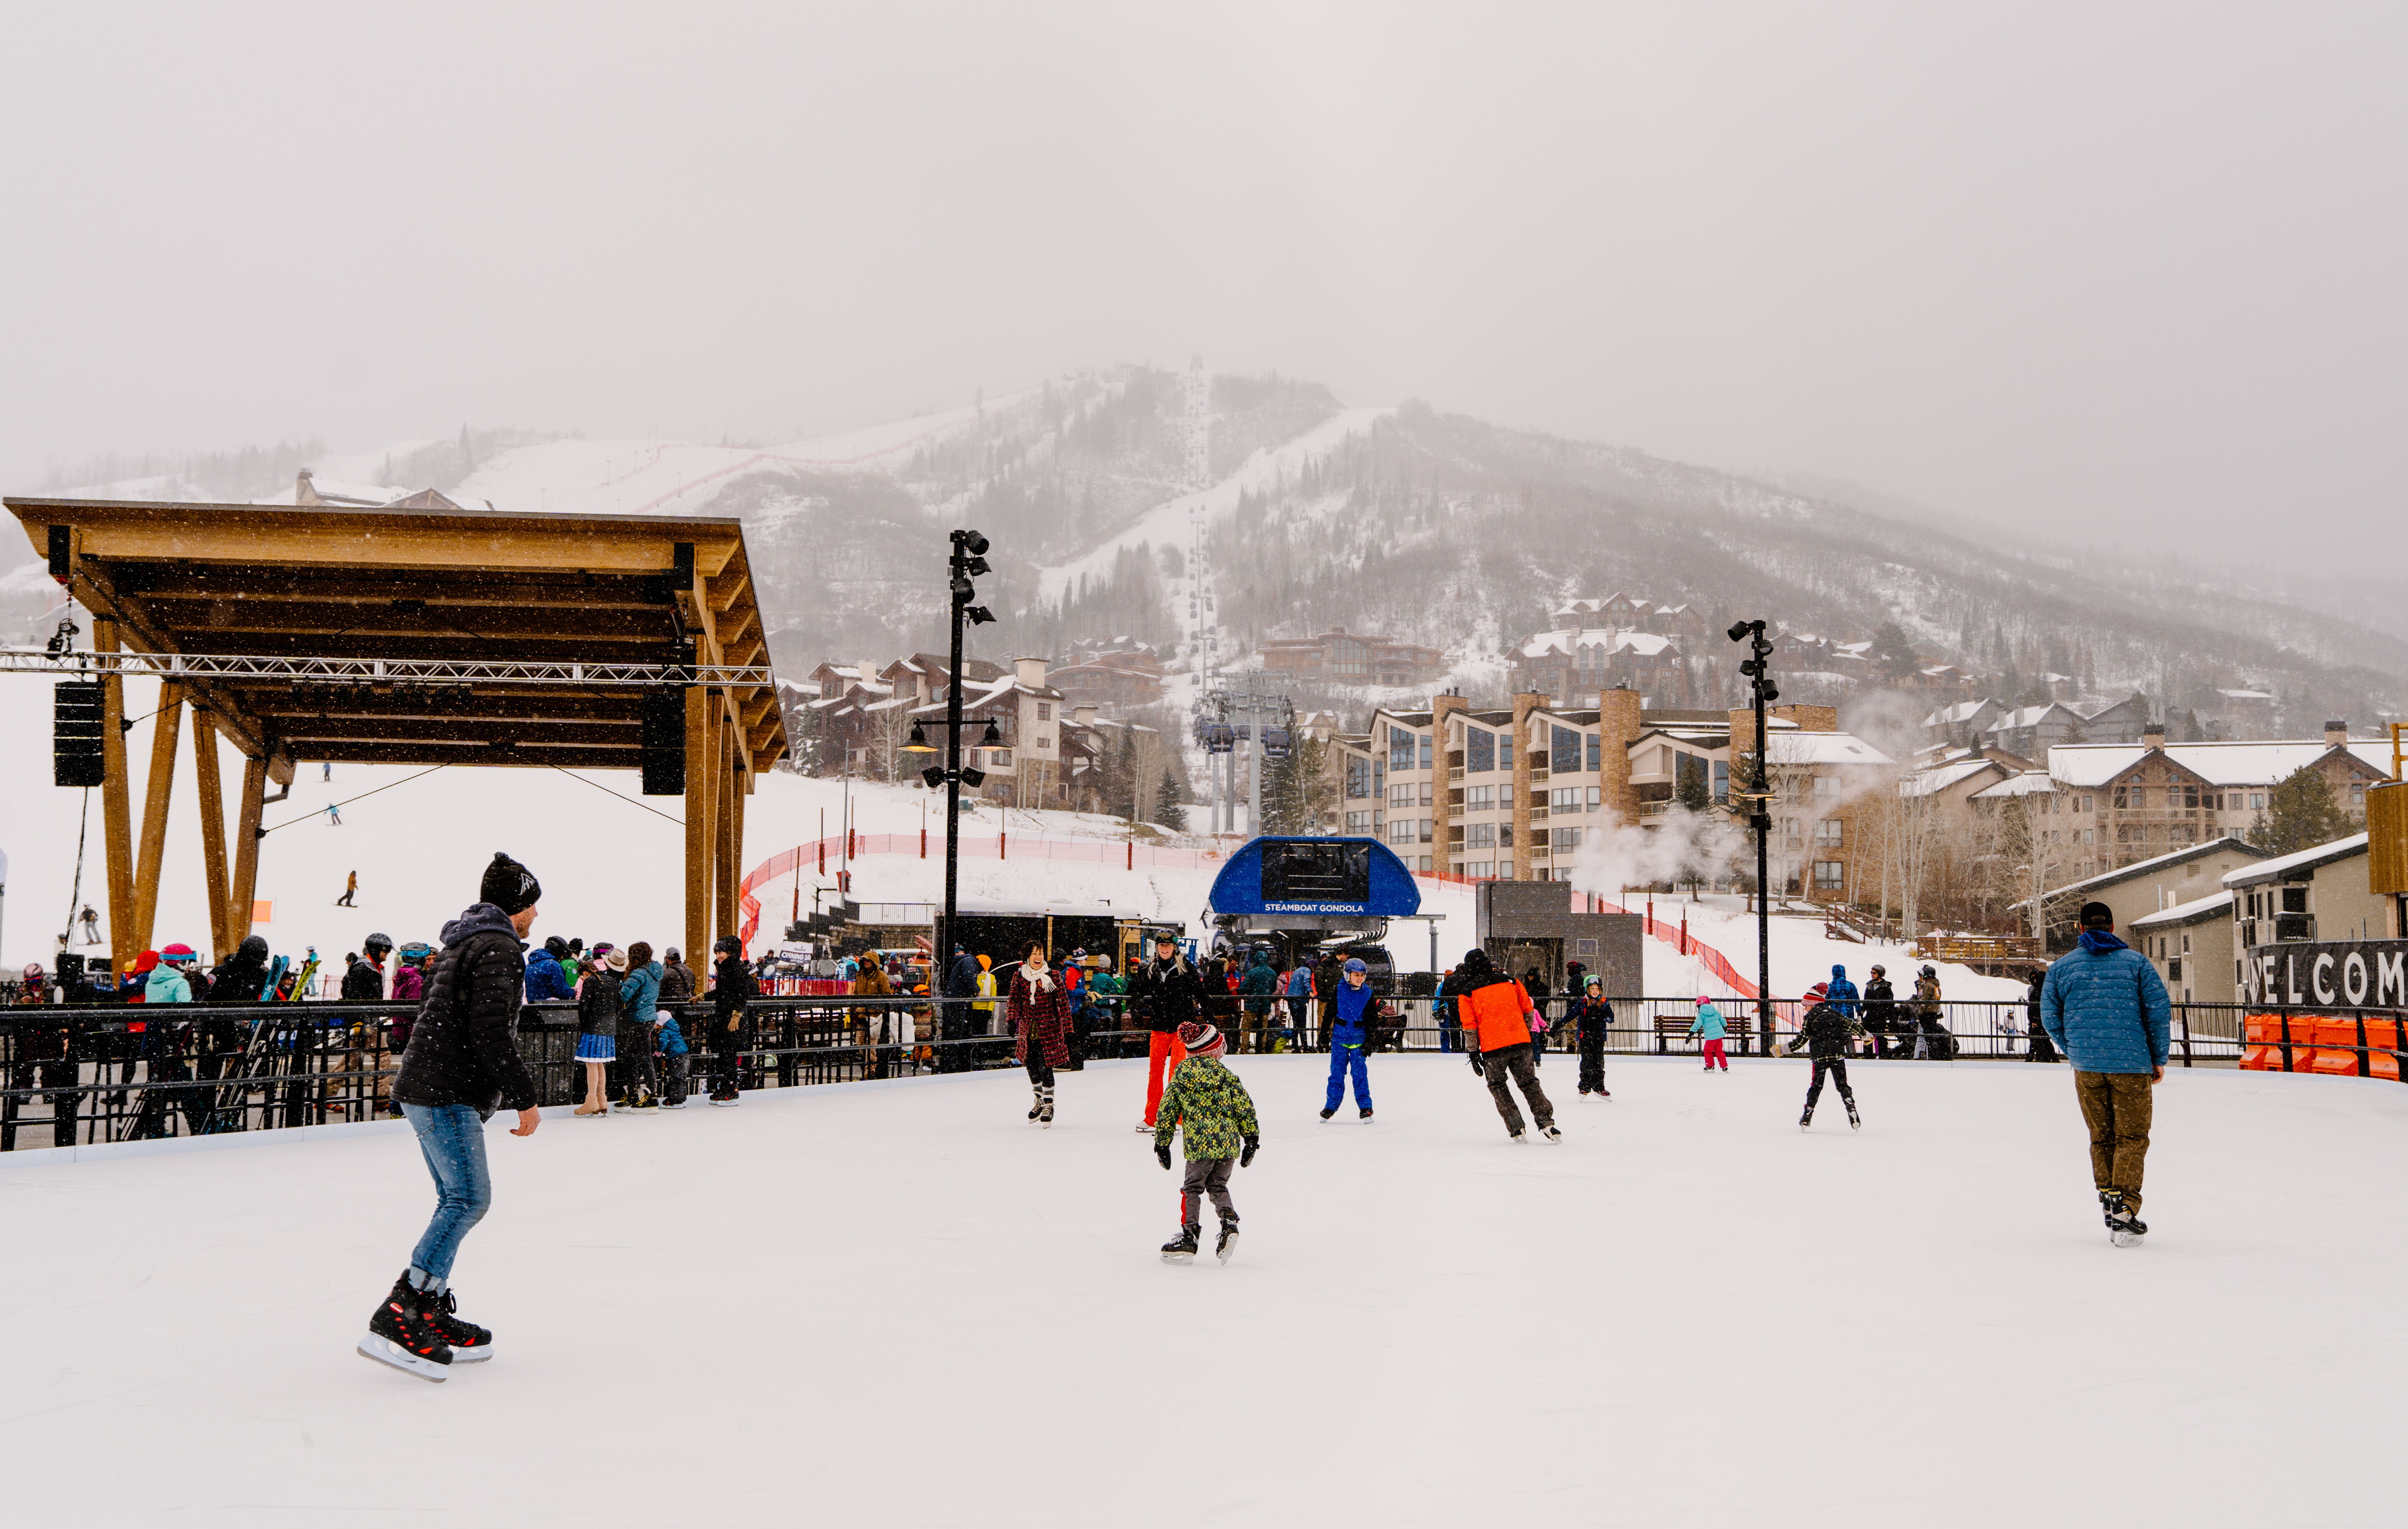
[1791,981,1863,1130]
[1319,958,1376,1122]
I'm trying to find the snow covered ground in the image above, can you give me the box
[4,1056,2401,1526]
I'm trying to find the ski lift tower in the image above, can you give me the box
[1199,671,1293,836]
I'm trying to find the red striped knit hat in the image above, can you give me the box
[1176,1020,1224,1057]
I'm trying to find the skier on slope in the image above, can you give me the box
[1153,1020,1259,1265]
[1446,948,1559,1142]
[2040,901,2169,1247]
[1318,957,1377,1122]
[1792,982,1863,1131]
[361,852,544,1382]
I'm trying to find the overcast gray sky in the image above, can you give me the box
[3,2,2400,563]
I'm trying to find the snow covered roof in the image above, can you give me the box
[1990,704,2067,729]
[1766,732,1894,767]
[2035,836,2268,901]
[2049,740,2393,787]
[1517,628,1678,659]
[2216,689,2275,701]
[1969,771,2059,801]
[2223,833,2369,888]
[1900,758,2000,797]
[2130,890,2234,931]
[1923,700,1993,727]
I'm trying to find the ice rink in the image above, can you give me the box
[5,1053,2403,1527]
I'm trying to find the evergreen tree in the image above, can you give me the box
[2248,766,2353,855]
[1870,621,1920,682]
[1675,754,1711,813]
[1156,765,1187,832]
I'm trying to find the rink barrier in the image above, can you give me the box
[7,995,2400,1151]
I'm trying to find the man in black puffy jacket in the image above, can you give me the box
[705,935,753,1104]
[361,853,544,1383]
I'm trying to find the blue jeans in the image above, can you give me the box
[1324,1041,1372,1111]
[401,1102,492,1283]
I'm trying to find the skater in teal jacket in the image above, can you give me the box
[1687,997,1730,1071]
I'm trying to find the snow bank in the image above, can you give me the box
[3,1056,2399,1526]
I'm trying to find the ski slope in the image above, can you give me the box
[3,1056,2400,1527]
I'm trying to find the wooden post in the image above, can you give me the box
[230,755,269,944]
[93,620,137,979]
[714,732,741,941]
[684,684,717,963]
[131,681,186,954]
[192,708,231,959]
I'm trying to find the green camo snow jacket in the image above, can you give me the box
[1152,1055,1259,1161]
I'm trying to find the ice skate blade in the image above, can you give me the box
[1216,1231,1241,1265]
[357,1334,449,1383]
[1160,1250,1196,1265]
[447,1343,494,1363]
[2109,1228,2143,1248]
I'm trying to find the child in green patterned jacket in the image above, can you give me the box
[1153,1020,1260,1265]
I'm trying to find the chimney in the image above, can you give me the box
[1073,704,1097,728]
[296,469,321,505]
[2140,718,2167,752]
[2325,719,2348,747]
[1014,656,1048,688]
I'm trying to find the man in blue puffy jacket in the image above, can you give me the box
[1824,964,1860,1020]
[2041,901,2171,1245]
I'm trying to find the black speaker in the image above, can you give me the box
[640,689,686,795]
[54,680,105,787]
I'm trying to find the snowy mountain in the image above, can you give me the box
[10,367,2401,738]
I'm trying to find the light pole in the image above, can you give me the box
[1728,619,1779,1054]
[904,528,998,1071]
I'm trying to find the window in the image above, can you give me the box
[1419,819,1434,844]
[1551,826,1582,852]
[2351,782,2366,806]
[1420,735,1434,770]
[1586,786,1601,811]
[1345,811,1370,832]
[1387,819,1416,846]
[1815,818,1843,847]
[2180,784,2199,809]
[1713,760,1729,802]
[1389,726,1416,770]
[1586,734,1601,771]
[2249,792,2265,810]
[1467,860,1493,879]
[1813,861,1844,890]
[1466,822,1496,849]
[1345,757,1372,799]
[1498,825,1514,848]
[1551,725,1581,775]
[1551,787,1582,812]
[2113,787,2128,809]
[2081,796,2094,814]
[1418,856,1433,873]
[1467,785,1496,811]
[1812,775,1839,799]
[1420,781,1434,808]
[1466,727,1495,773]
[1037,703,1051,721]
[1037,735,1050,749]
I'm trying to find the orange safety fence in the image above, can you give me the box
[2241,1012,2406,1080]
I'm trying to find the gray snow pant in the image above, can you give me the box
[1481,1042,1554,1135]
[1180,1156,1237,1229]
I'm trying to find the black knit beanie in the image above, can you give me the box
[480,852,542,914]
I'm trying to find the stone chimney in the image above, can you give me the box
[296,469,321,506]
[2325,719,2349,747]
[1773,704,1839,733]
[1595,685,1643,825]
[2140,718,2167,752]
[1014,656,1049,689]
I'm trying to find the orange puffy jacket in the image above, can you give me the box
[1457,972,1534,1052]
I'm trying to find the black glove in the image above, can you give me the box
[1240,1135,1259,1168]
[1154,1142,1171,1170]
[1469,1048,1485,1074]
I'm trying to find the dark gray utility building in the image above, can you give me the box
[1476,881,1644,994]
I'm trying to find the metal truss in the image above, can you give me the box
[0,648,775,687]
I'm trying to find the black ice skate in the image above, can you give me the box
[1799,1108,1814,1131]
[1508,1129,1527,1144]
[2101,1190,2147,1248]
[1319,1107,1336,1121]
[1215,1223,1240,1264]
[1845,1099,1861,1131]
[1161,1226,1199,1264]
[1029,1088,1044,1122]
[1037,1085,1055,1127]
[1538,1124,1562,1142]
[357,1275,453,1383]
[426,1286,494,1362]
[1359,1108,1373,1123]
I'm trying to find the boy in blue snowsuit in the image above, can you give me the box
[1319,958,1377,1121]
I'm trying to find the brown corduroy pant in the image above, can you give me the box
[2075,1070,2154,1212]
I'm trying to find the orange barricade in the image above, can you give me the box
[2363,1017,2404,1083]
[2241,1013,2290,1071]
[2309,1017,2365,1076]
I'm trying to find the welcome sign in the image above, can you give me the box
[2239,940,2408,1007]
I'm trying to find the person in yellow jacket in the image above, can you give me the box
[973,954,998,1035]
[1441,948,1560,1142]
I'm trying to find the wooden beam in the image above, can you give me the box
[131,682,185,954]
[230,755,268,944]
[270,719,641,748]
[93,618,137,979]
[684,683,717,964]
[716,735,742,942]
[70,559,273,760]
[706,569,751,613]
[192,708,231,960]
[294,743,651,770]
[73,522,739,575]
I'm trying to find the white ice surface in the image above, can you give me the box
[4,1057,2404,1527]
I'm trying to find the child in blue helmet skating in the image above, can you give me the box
[1319,958,1377,1122]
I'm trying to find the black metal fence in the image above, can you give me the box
[6,993,2400,1151]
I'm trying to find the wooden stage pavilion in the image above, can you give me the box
[3,496,788,976]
